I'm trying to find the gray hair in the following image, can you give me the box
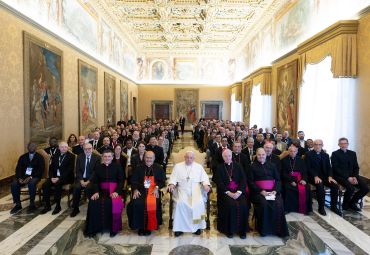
[247,138,254,143]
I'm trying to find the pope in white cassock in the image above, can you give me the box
[168,151,211,237]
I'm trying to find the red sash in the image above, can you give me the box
[100,182,124,233]
[145,176,157,231]
[290,172,306,214]
[255,180,275,190]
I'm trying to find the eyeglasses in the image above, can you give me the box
[313,144,323,146]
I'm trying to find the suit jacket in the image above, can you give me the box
[263,132,273,138]
[75,153,101,183]
[271,133,278,139]
[132,140,139,148]
[117,120,126,126]
[15,152,45,179]
[273,148,282,156]
[282,137,293,148]
[199,118,205,122]
[331,149,360,179]
[44,147,60,157]
[146,145,164,165]
[179,117,186,126]
[123,147,138,158]
[227,137,235,147]
[253,141,265,150]
[113,154,127,180]
[241,146,256,164]
[128,119,136,125]
[49,151,75,184]
[90,139,103,150]
[131,153,145,172]
[297,147,307,157]
[304,150,332,178]
[97,146,113,154]
[72,145,84,155]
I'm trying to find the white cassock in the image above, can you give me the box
[169,161,210,232]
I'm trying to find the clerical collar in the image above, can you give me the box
[341,149,347,153]
[226,162,232,165]
[316,152,320,154]
[105,163,109,166]
[29,152,35,155]
[234,153,238,155]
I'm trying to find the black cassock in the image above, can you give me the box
[281,156,313,214]
[84,163,124,235]
[127,163,167,230]
[247,161,289,237]
[213,162,249,234]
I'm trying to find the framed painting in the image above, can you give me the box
[78,60,98,136]
[175,89,199,124]
[23,31,63,149]
[120,81,128,123]
[105,72,116,126]
[174,59,198,81]
[276,59,298,136]
[243,81,252,126]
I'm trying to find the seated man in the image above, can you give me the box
[90,131,103,150]
[84,150,124,237]
[146,136,164,166]
[248,148,289,238]
[253,133,265,150]
[282,146,312,215]
[292,138,307,157]
[213,149,249,239]
[262,142,282,176]
[306,139,314,151]
[270,139,282,156]
[127,151,167,236]
[241,138,256,165]
[11,142,45,214]
[72,136,86,155]
[44,137,59,163]
[305,139,342,216]
[70,143,101,217]
[212,136,230,174]
[276,133,287,151]
[97,137,113,154]
[41,142,75,215]
[331,137,369,211]
[168,151,211,237]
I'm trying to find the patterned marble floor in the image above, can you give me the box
[0,133,370,254]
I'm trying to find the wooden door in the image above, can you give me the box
[205,105,219,120]
[155,105,169,120]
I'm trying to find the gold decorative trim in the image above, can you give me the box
[249,66,272,79]
[297,20,359,55]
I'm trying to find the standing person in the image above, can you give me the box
[179,115,186,136]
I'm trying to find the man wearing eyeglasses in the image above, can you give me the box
[331,138,369,212]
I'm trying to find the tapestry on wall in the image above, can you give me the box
[243,81,252,126]
[105,72,116,126]
[276,59,298,136]
[175,89,199,124]
[78,60,98,136]
[23,31,63,148]
[120,81,128,123]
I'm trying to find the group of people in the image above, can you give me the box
[10,118,369,239]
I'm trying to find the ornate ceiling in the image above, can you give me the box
[97,0,282,55]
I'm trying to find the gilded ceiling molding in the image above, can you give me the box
[297,20,359,86]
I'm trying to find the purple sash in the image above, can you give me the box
[101,182,124,233]
[290,172,306,214]
[226,181,239,190]
[255,180,275,190]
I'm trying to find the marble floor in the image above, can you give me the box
[0,133,370,254]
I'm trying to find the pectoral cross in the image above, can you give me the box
[186,176,190,182]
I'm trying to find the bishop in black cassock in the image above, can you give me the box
[247,148,289,238]
[84,151,125,237]
[127,151,167,236]
[281,146,312,215]
[213,149,249,239]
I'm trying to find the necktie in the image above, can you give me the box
[250,149,253,161]
[85,157,90,180]
[59,154,65,166]
[218,143,221,148]
[316,153,321,162]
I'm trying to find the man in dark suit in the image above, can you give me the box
[70,143,101,217]
[179,115,186,135]
[90,131,103,150]
[263,142,283,176]
[41,142,75,215]
[210,134,222,160]
[117,117,126,127]
[232,142,249,176]
[97,137,113,154]
[253,133,265,150]
[263,127,273,138]
[228,131,235,147]
[305,139,342,216]
[128,116,136,125]
[212,136,230,174]
[271,127,278,139]
[292,138,307,157]
[244,129,255,144]
[72,136,86,155]
[199,115,205,122]
[10,142,45,214]
[297,131,308,150]
[282,131,293,148]
[241,137,256,165]
[146,136,164,166]
[44,137,59,163]
[269,139,282,156]
[331,138,369,211]
[131,131,140,148]
[146,115,152,122]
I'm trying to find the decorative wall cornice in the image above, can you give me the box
[248,66,272,80]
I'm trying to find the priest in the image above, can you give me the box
[247,148,289,238]
[168,151,211,237]
[281,146,312,215]
[213,149,249,239]
[84,150,125,238]
[262,142,283,176]
[127,151,167,236]
[231,142,250,203]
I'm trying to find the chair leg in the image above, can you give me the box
[360,197,364,209]
[67,190,71,207]
[38,189,42,207]
[339,190,343,209]
[206,193,211,230]
[169,193,173,229]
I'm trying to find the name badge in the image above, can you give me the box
[144,179,151,189]
[57,169,61,177]
[25,167,32,175]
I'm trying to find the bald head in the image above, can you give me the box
[145,151,155,167]
[78,136,85,146]
[59,142,68,154]
[313,139,323,153]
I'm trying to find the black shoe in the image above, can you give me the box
[27,205,36,214]
[284,211,290,215]
[226,233,233,238]
[318,208,327,216]
[260,234,266,237]
[175,231,183,237]
[144,230,151,236]
[52,205,61,215]
[110,231,117,237]
[330,206,343,216]
[349,203,361,212]
[342,204,350,211]
[138,229,144,236]
[239,231,246,239]
[70,208,80,217]
[89,231,97,238]
[10,205,22,214]
[193,229,201,235]
[40,205,51,215]
[304,211,312,216]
